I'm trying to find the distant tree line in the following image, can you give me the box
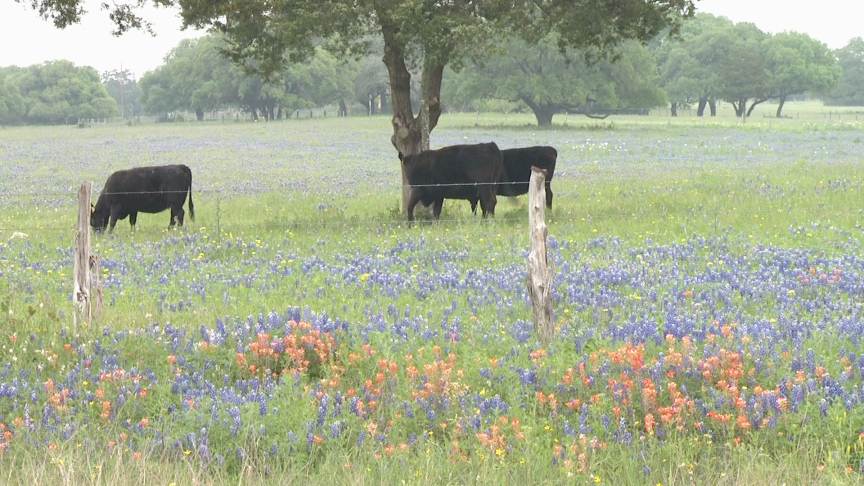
[2,15,864,127]
[443,35,667,126]
[824,37,864,106]
[137,36,370,121]
[652,14,844,118]
[0,61,116,125]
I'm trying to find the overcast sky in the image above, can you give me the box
[1,0,862,78]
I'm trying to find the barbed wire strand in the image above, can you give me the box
[0,206,858,235]
[1,172,861,199]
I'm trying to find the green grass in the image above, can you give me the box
[1,106,863,484]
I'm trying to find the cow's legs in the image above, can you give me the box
[432,199,444,219]
[478,189,497,218]
[129,212,138,231]
[109,211,119,233]
[406,191,423,222]
[171,206,185,227]
[545,183,553,209]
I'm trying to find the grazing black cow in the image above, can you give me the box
[91,164,194,232]
[399,142,503,221]
[469,146,557,213]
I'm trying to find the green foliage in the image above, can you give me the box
[1,61,117,124]
[1,116,863,483]
[101,69,141,118]
[823,37,864,106]
[509,0,697,58]
[655,14,841,118]
[0,73,25,125]
[654,14,734,109]
[713,23,770,113]
[160,0,696,155]
[763,32,840,104]
[138,35,361,119]
[444,36,665,126]
[352,49,394,114]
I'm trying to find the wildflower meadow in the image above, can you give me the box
[1,111,863,484]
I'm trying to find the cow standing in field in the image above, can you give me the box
[90,164,195,232]
[399,142,503,221]
[469,146,558,213]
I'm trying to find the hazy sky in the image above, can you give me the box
[1,0,862,78]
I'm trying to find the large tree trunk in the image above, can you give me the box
[195,108,204,121]
[521,97,555,126]
[382,34,445,215]
[338,99,348,117]
[776,95,787,118]
[420,56,444,151]
[732,99,747,117]
[670,101,678,117]
[746,99,763,118]
[697,98,707,116]
[709,99,717,116]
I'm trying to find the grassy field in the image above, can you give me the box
[0,106,863,484]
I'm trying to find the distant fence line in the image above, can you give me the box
[2,169,861,200]
[49,106,864,127]
[0,203,855,235]
[0,181,560,199]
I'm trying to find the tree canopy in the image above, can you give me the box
[18,0,697,212]
[0,74,25,125]
[0,61,116,124]
[823,37,864,106]
[763,31,840,117]
[444,36,666,126]
[653,14,840,118]
[102,69,141,118]
[137,35,360,120]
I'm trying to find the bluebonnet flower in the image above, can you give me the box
[563,420,575,436]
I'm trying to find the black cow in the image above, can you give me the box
[399,142,503,221]
[91,164,194,232]
[470,146,557,213]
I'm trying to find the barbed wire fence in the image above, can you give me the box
[0,175,861,236]
[1,174,860,336]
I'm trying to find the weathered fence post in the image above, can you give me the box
[526,167,554,343]
[72,182,92,333]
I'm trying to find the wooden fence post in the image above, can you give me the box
[73,181,92,333]
[526,167,554,343]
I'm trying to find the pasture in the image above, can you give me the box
[0,111,863,485]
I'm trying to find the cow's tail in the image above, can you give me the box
[186,166,195,222]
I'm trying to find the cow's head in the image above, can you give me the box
[90,203,109,232]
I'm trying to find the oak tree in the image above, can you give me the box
[20,0,697,211]
[445,36,666,126]
[764,31,840,117]
[823,37,864,106]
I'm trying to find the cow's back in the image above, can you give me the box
[103,165,191,212]
[402,142,503,219]
[405,143,502,198]
[498,146,557,197]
